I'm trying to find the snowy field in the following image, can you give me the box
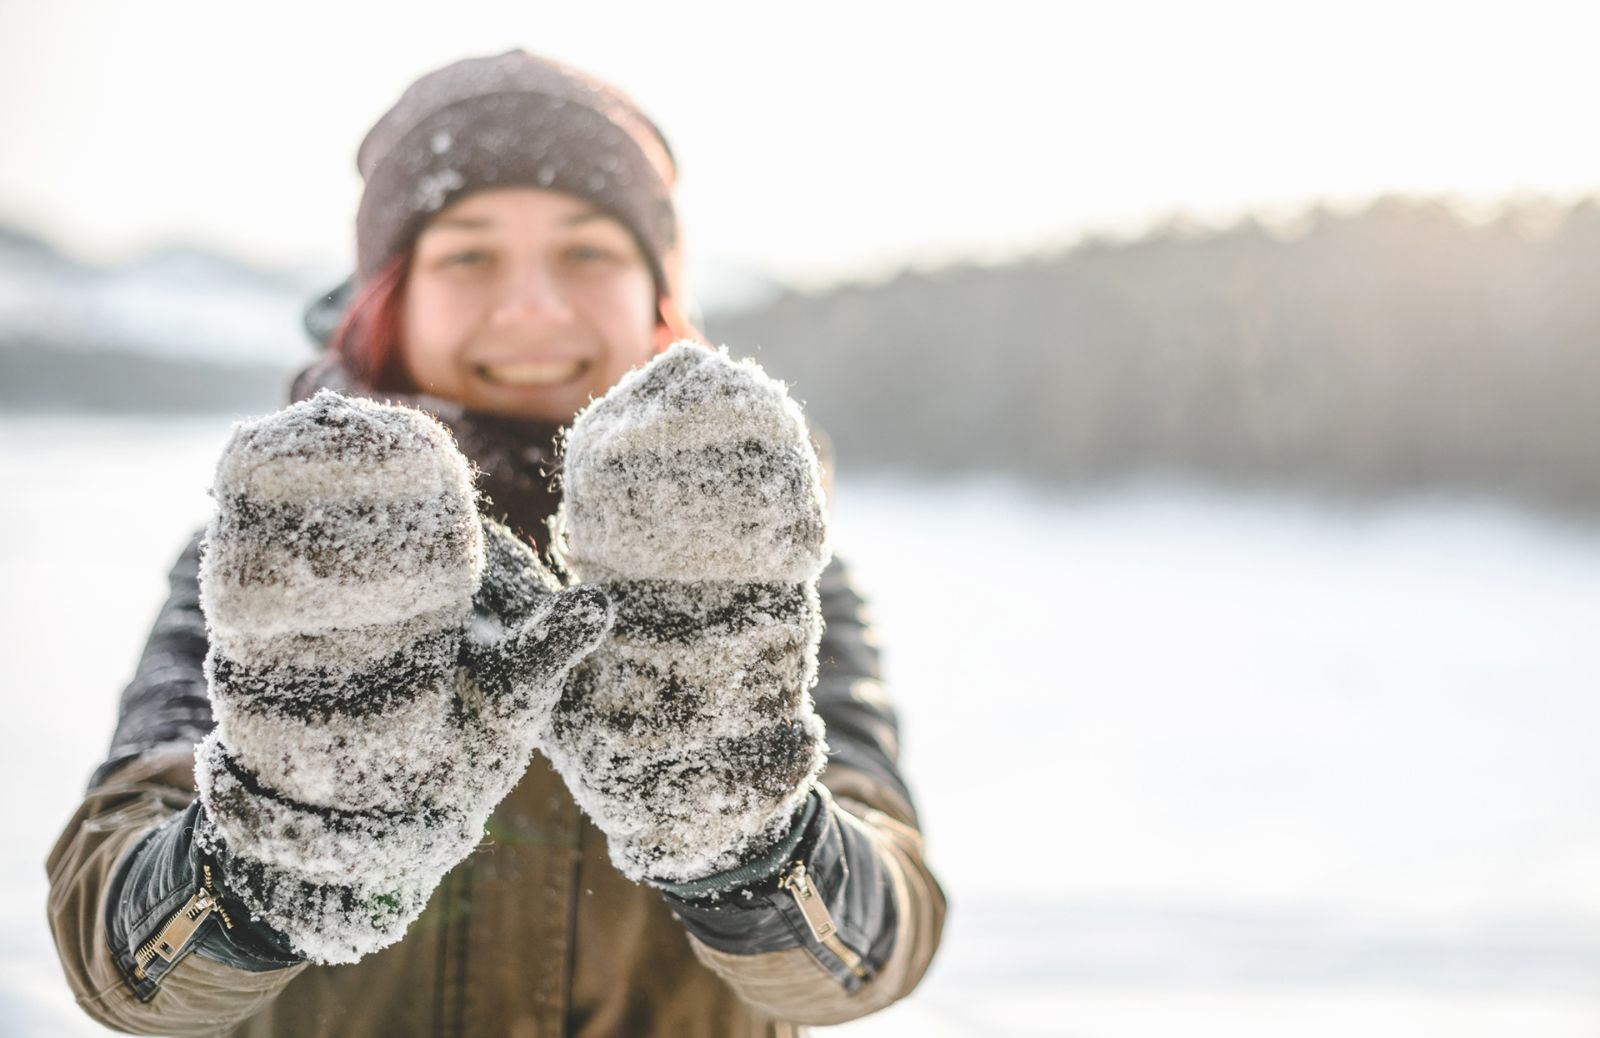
[3,414,1599,1037]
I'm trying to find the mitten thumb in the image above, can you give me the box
[464,585,612,731]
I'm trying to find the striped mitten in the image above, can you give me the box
[546,343,831,886]
[192,390,610,964]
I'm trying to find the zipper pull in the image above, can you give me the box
[779,861,837,941]
[132,889,215,981]
[778,862,867,980]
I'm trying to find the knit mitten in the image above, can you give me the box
[193,390,610,964]
[546,343,830,886]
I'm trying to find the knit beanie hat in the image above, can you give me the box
[355,50,680,299]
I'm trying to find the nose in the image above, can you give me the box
[489,259,573,331]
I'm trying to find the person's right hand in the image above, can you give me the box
[192,390,610,965]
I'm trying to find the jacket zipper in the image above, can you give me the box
[132,864,233,982]
[777,861,867,980]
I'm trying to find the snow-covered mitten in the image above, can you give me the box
[547,343,831,886]
[192,390,611,964]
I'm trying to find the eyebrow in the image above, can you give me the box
[426,216,494,232]
[423,207,613,234]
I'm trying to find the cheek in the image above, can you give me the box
[400,285,472,376]
[591,275,659,367]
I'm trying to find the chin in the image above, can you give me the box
[482,400,579,425]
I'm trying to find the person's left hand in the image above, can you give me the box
[543,342,832,886]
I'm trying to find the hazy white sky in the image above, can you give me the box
[1,0,1596,289]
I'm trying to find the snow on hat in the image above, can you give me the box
[355,50,679,297]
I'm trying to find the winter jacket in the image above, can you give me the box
[45,342,946,1036]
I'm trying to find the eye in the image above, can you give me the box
[566,243,620,265]
[442,249,492,268]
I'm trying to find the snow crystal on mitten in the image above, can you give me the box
[547,343,831,884]
[194,390,610,964]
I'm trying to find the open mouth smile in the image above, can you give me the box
[474,360,589,388]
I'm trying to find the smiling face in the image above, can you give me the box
[399,187,661,423]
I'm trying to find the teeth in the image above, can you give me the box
[478,361,583,387]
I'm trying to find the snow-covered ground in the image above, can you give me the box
[2,414,1597,1037]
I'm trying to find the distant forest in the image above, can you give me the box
[710,197,1600,516]
[5,196,1597,516]
[0,345,290,414]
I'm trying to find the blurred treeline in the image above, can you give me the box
[711,196,1600,514]
[4,196,1597,515]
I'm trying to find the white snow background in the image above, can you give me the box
[2,415,1598,1037]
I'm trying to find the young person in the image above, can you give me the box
[47,50,945,1036]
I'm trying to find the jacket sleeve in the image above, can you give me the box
[658,555,948,1026]
[46,530,308,1036]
